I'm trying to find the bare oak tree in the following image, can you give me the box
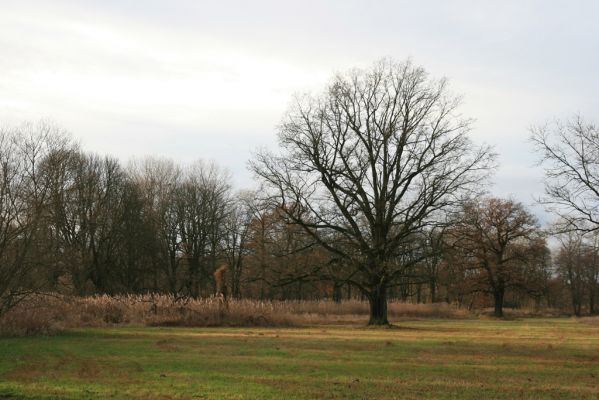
[532,117,599,232]
[222,191,253,299]
[251,59,495,324]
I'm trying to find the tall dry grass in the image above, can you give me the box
[0,294,469,336]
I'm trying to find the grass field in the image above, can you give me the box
[1,318,598,399]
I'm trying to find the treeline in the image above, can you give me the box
[1,122,597,319]
[0,122,329,311]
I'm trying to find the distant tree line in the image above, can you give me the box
[0,121,334,312]
[1,60,599,324]
[0,120,595,321]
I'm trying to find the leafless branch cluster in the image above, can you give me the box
[532,117,599,232]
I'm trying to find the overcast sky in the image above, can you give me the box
[2,0,598,223]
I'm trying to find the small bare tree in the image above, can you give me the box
[222,190,257,299]
[555,229,599,315]
[555,231,587,316]
[251,59,495,324]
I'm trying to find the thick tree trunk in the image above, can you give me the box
[168,250,178,295]
[332,282,342,303]
[368,284,389,325]
[493,288,504,318]
[430,280,437,303]
[572,296,581,317]
[189,258,200,298]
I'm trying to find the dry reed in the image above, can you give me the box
[0,294,469,336]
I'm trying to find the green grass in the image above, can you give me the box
[1,319,598,399]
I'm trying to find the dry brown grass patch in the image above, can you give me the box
[577,316,599,326]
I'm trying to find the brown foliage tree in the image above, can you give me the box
[446,197,548,317]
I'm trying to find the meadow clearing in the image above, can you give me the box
[1,318,598,400]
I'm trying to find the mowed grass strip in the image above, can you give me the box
[0,319,598,399]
